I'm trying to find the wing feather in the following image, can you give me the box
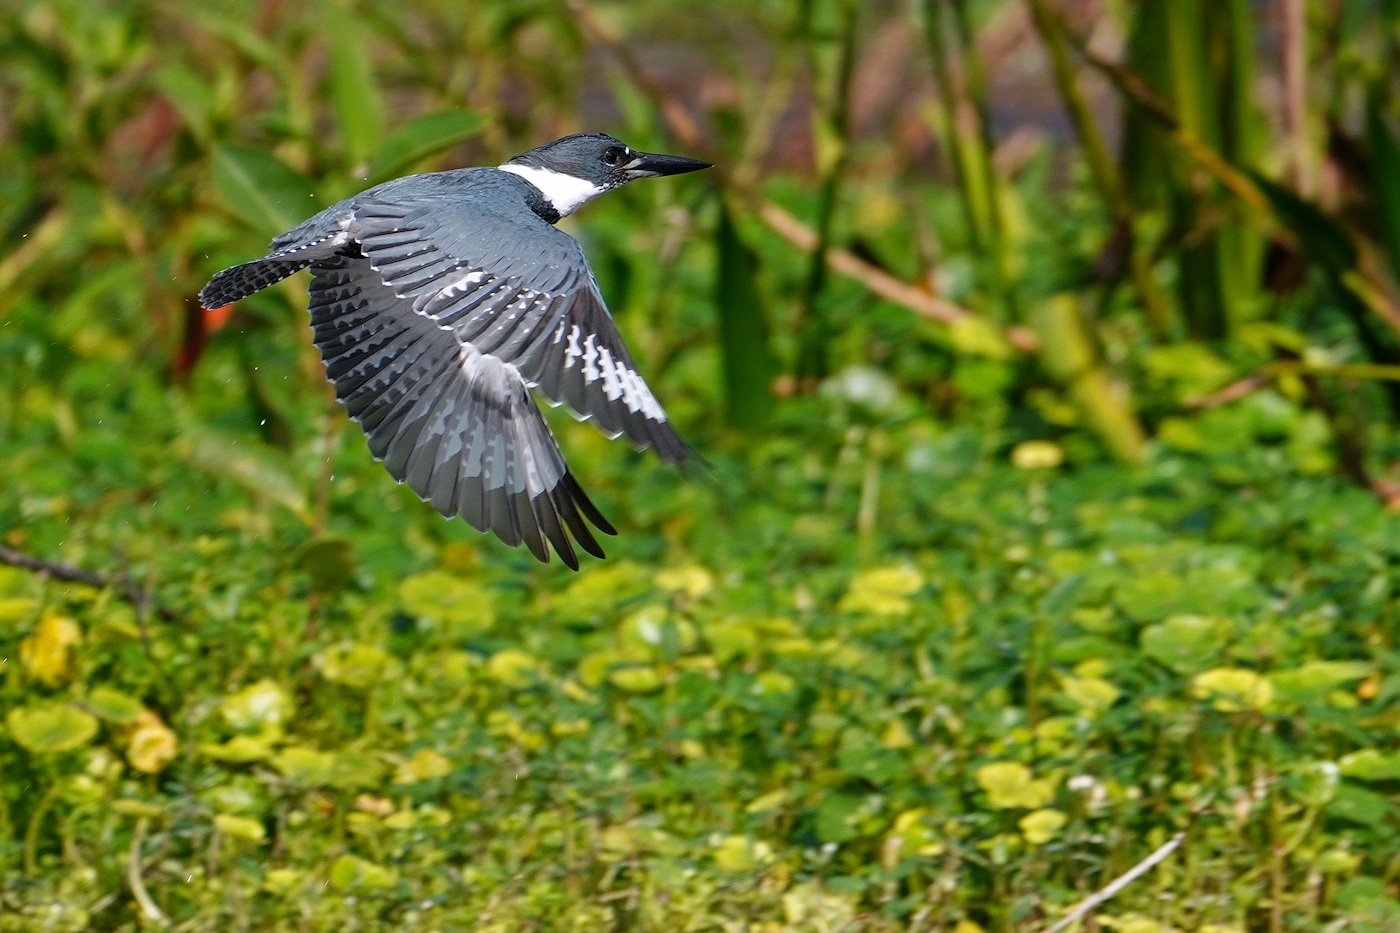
[350,176,691,464]
[305,253,612,564]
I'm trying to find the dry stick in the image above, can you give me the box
[1042,829,1187,933]
[1190,360,1400,410]
[0,546,177,622]
[568,0,1039,356]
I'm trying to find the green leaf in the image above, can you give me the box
[214,813,267,843]
[85,687,145,724]
[7,703,99,754]
[272,746,338,786]
[397,570,495,637]
[1141,615,1230,674]
[296,537,356,593]
[1019,808,1068,845]
[329,854,399,891]
[317,641,393,690]
[211,145,317,235]
[1192,667,1274,712]
[814,792,882,844]
[1339,749,1400,782]
[1326,783,1393,827]
[329,21,384,170]
[975,761,1056,809]
[1250,171,1357,275]
[220,679,293,731]
[365,111,486,185]
[1270,660,1372,706]
[200,735,276,763]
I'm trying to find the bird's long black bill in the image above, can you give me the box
[625,151,712,178]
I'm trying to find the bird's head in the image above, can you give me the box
[500,133,711,218]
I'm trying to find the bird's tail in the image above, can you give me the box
[199,256,313,309]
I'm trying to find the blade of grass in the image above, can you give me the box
[714,203,775,428]
[330,20,385,173]
[1365,98,1400,283]
[795,0,860,382]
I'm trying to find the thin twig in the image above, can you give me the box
[0,546,177,622]
[1042,829,1187,933]
[1189,359,1400,410]
[755,201,1041,352]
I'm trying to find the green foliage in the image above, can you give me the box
[3,0,1400,930]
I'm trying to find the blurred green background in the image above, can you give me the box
[3,0,1400,929]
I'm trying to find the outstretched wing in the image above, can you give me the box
[347,183,690,464]
[308,253,615,569]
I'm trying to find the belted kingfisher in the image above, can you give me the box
[200,133,711,569]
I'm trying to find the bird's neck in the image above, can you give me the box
[500,163,606,221]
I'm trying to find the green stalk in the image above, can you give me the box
[921,0,1012,319]
[795,0,859,382]
[952,0,1016,320]
[1025,0,1174,339]
[1033,294,1146,464]
[1166,0,1229,339]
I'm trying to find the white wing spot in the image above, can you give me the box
[582,334,600,383]
[618,362,645,413]
[598,347,623,401]
[564,324,583,368]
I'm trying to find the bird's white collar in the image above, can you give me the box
[499,163,605,217]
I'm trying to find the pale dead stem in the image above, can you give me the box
[128,817,170,926]
[1042,829,1188,933]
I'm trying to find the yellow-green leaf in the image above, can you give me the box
[7,703,99,754]
[328,854,398,891]
[838,566,925,617]
[609,665,663,693]
[486,649,543,688]
[127,712,177,773]
[1019,808,1068,845]
[1011,440,1065,470]
[200,735,276,763]
[20,614,81,685]
[86,687,145,724]
[393,748,452,785]
[655,564,715,599]
[317,641,393,690]
[214,813,267,843]
[397,571,494,636]
[1192,667,1274,712]
[1060,674,1120,713]
[886,808,944,859]
[975,761,1057,809]
[221,680,293,731]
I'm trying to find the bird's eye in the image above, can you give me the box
[602,146,627,166]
